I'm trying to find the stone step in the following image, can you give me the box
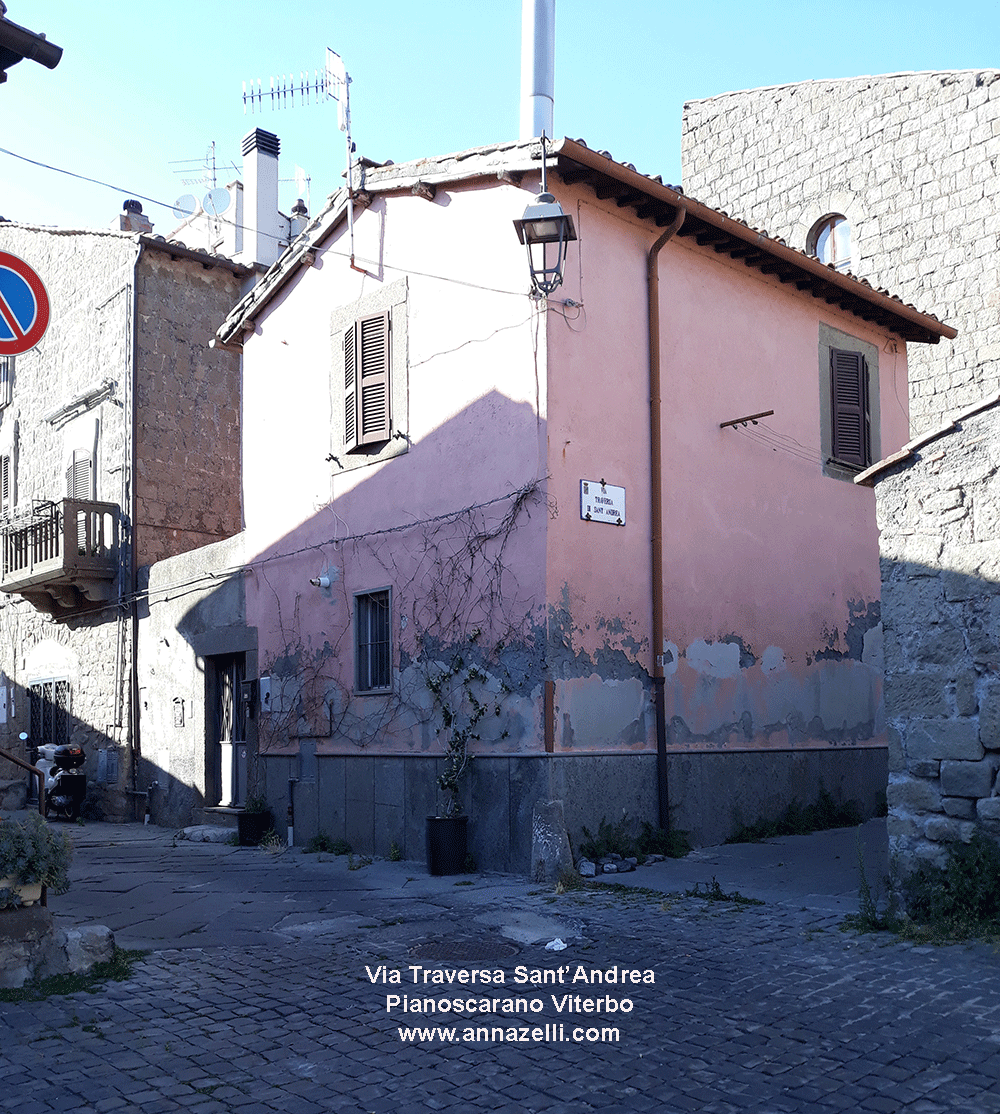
[193,806,241,830]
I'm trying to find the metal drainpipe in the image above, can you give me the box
[647,203,686,831]
[129,244,141,815]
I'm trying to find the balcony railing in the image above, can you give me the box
[0,499,119,606]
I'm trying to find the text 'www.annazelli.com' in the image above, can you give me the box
[397,1024,620,1044]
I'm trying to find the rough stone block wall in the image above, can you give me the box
[873,401,1000,872]
[134,251,242,567]
[0,226,136,812]
[0,226,245,821]
[682,70,1000,435]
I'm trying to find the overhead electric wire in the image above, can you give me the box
[0,144,530,299]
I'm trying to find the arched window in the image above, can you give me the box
[810,214,851,272]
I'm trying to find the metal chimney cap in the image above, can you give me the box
[123,199,143,213]
[242,128,280,158]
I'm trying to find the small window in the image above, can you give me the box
[810,214,851,272]
[344,311,390,452]
[355,589,391,691]
[830,348,871,469]
[0,357,13,408]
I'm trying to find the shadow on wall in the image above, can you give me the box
[143,390,559,868]
[0,676,157,822]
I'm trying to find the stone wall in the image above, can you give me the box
[682,70,1000,434]
[868,398,1000,872]
[0,224,246,820]
[0,226,136,809]
[134,249,243,567]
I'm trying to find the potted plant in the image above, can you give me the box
[424,652,495,875]
[0,813,72,909]
[237,793,274,847]
[427,681,482,875]
[427,733,470,875]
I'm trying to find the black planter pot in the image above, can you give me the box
[426,815,468,876]
[237,810,273,847]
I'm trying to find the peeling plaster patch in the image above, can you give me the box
[556,674,649,751]
[813,600,881,663]
[761,646,786,675]
[721,634,757,668]
[684,639,742,679]
[665,655,880,747]
[862,622,884,670]
[662,641,678,676]
[547,586,648,682]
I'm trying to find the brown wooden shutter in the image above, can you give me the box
[344,324,358,450]
[358,311,390,446]
[830,349,870,468]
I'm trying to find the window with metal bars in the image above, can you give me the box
[344,310,390,451]
[355,589,391,691]
[29,679,70,748]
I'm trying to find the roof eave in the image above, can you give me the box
[551,137,957,346]
[855,389,1000,486]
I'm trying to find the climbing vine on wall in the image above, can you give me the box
[253,480,549,810]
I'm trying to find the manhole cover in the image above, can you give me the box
[410,937,520,962]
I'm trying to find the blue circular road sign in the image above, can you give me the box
[0,251,50,356]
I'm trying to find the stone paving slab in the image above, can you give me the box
[4,820,999,1112]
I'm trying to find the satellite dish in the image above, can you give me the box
[172,194,198,220]
[203,187,231,216]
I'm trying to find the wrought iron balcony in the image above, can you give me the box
[0,499,119,613]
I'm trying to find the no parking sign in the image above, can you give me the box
[0,251,50,356]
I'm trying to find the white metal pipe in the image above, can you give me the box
[520,0,555,141]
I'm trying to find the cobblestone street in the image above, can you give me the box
[2,825,1000,1113]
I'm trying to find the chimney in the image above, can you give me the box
[519,0,555,141]
[290,197,309,239]
[240,128,282,267]
[114,199,153,235]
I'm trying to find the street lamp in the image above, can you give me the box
[0,3,63,84]
[512,134,576,296]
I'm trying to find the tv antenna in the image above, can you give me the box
[168,141,241,237]
[243,48,365,272]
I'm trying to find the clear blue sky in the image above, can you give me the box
[2,0,999,231]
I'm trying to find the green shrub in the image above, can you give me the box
[902,829,1000,936]
[0,814,72,908]
[637,821,692,860]
[304,832,351,855]
[579,815,690,863]
[579,816,634,861]
[727,787,862,844]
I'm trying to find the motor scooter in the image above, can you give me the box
[20,731,86,820]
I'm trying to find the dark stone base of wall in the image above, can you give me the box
[259,747,888,874]
[668,747,888,847]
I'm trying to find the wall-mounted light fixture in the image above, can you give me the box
[512,133,576,297]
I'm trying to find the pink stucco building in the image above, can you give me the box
[139,136,953,869]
